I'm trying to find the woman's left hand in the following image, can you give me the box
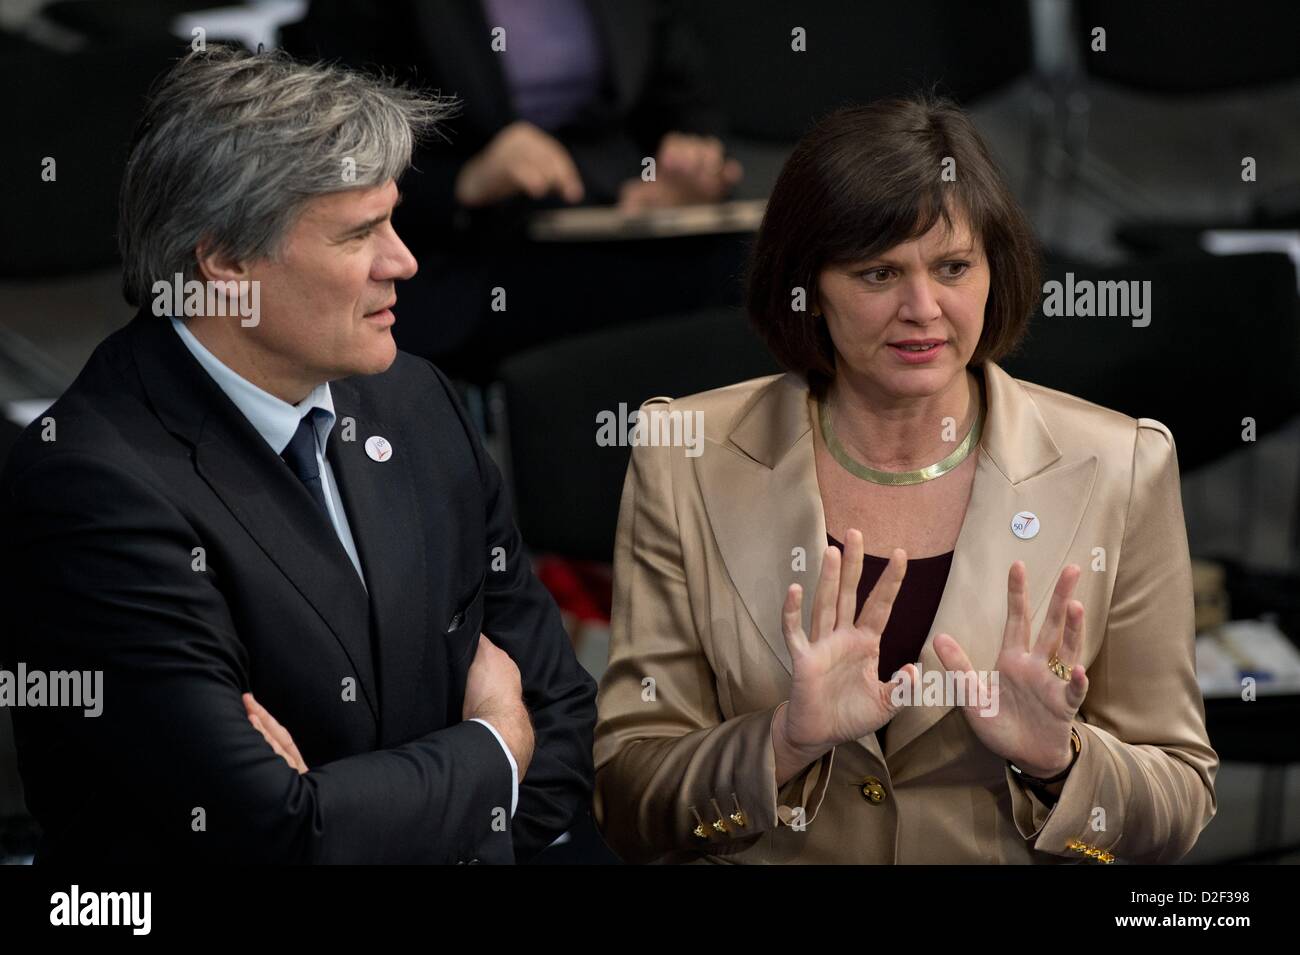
[933,561,1089,778]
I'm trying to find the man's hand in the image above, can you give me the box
[463,633,535,780]
[244,692,308,774]
[617,132,743,212]
[454,121,585,207]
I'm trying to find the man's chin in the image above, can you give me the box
[346,334,398,378]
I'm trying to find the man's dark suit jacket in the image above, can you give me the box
[0,311,597,863]
[282,0,726,247]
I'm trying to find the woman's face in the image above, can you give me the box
[815,216,990,401]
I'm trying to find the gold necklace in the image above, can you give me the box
[818,378,985,486]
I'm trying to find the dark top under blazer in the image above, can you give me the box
[0,311,597,864]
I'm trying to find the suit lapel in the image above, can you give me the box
[129,313,379,722]
[699,364,1099,767]
[327,380,441,744]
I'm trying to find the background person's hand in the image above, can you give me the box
[244,692,308,774]
[454,120,585,207]
[616,131,743,212]
[463,633,535,780]
[933,561,1089,778]
[775,530,917,774]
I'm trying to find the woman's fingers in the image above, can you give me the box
[810,545,841,642]
[782,583,810,659]
[1001,560,1030,655]
[884,662,920,710]
[1065,665,1089,712]
[837,529,865,631]
[1061,599,1085,663]
[1033,564,1081,659]
[1058,601,1089,712]
[932,632,976,682]
[932,632,992,716]
[857,548,906,635]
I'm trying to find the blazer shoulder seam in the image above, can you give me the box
[1117,419,1147,555]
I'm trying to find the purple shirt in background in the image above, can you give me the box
[482,0,606,132]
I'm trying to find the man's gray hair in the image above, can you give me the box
[118,44,454,307]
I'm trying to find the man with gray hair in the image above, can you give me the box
[0,46,597,863]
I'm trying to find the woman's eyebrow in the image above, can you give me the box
[936,244,974,258]
[854,245,975,267]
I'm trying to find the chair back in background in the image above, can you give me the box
[1076,0,1300,94]
[501,252,1300,561]
[497,307,778,562]
[1001,252,1300,474]
[0,414,35,858]
[683,0,1033,143]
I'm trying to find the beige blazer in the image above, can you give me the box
[593,361,1218,864]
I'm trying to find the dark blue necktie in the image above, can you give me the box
[281,408,330,519]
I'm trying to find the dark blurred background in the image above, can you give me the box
[2,0,1299,865]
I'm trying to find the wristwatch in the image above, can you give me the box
[1008,727,1082,785]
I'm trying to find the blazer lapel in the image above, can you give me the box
[327,380,441,744]
[699,363,1099,768]
[129,313,379,722]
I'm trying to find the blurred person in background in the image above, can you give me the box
[284,0,746,376]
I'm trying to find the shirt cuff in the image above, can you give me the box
[468,717,519,818]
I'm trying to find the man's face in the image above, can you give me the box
[246,179,416,386]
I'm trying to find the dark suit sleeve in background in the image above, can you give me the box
[280,0,490,240]
[622,0,728,154]
[281,0,730,239]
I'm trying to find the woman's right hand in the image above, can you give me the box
[777,530,917,764]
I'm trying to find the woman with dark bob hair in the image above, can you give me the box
[593,95,1217,864]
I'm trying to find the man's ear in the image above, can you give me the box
[195,240,250,284]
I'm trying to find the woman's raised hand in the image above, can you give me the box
[933,560,1089,778]
[779,529,918,757]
